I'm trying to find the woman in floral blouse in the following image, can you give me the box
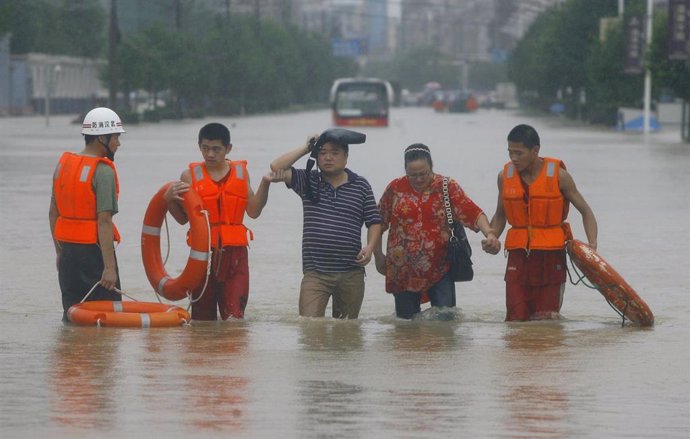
[374,144,499,319]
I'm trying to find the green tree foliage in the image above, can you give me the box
[508,0,690,126]
[4,0,355,117]
[649,8,690,101]
[112,12,356,116]
[3,0,105,57]
[508,0,617,115]
[506,10,556,104]
[0,2,11,37]
[585,17,645,125]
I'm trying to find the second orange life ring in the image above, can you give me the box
[67,300,190,327]
[141,182,210,301]
[567,239,654,326]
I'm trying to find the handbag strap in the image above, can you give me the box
[442,177,457,240]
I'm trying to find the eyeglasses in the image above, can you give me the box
[406,170,432,180]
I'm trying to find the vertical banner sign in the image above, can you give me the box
[625,15,644,74]
[668,0,690,60]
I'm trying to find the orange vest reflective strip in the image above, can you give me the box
[53,152,121,244]
[189,160,251,248]
[503,157,569,251]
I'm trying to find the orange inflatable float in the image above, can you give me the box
[67,301,190,327]
[141,182,210,301]
[567,240,654,326]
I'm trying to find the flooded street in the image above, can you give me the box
[1,107,688,438]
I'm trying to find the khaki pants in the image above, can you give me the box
[299,269,365,319]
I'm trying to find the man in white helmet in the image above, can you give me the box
[49,107,126,319]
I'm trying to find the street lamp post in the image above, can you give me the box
[8,63,13,116]
[642,0,653,135]
[45,65,51,127]
[45,64,61,127]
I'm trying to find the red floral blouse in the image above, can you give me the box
[378,174,484,299]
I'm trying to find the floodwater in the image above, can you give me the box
[1,107,688,438]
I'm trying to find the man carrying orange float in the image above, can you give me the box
[482,124,598,322]
[164,123,274,320]
[49,107,126,320]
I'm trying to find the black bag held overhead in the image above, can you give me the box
[304,128,366,203]
[310,128,366,156]
[443,177,474,282]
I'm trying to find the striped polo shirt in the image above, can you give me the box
[290,167,382,273]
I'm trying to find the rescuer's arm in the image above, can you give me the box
[164,170,191,225]
[559,169,598,250]
[482,171,505,255]
[245,173,272,219]
[97,210,118,290]
[476,212,500,249]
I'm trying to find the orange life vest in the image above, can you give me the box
[53,152,121,244]
[189,160,251,248]
[502,157,569,251]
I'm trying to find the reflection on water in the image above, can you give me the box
[504,385,569,439]
[381,388,469,436]
[297,380,366,437]
[50,327,122,429]
[501,323,569,439]
[180,323,249,432]
[184,374,248,432]
[298,319,364,352]
[387,320,462,353]
[502,322,568,352]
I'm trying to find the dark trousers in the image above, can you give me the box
[394,272,456,319]
[58,243,121,318]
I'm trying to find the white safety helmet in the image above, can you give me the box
[81,107,126,135]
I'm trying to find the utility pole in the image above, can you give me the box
[175,0,182,30]
[45,65,52,127]
[108,0,119,109]
[254,0,261,35]
[643,0,653,134]
[281,0,292,26]
[46,64,61,127]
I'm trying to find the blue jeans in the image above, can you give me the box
[394,273,456,319]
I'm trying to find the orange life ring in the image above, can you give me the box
[567,239,654,326]
[67,301,190,327]
[141,182,210,301]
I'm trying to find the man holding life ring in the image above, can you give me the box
[482,124,598,321]
[164,123,273,320]
[49,107,126,319]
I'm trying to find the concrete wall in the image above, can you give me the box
[7,53,107,116]
[658,102,684,125]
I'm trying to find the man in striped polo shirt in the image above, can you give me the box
[270,133,382,318]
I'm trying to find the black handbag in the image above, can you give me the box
[443,177,474,282]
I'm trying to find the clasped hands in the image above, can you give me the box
[481,235,501,255]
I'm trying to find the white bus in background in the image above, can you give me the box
[329,77,394,127]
